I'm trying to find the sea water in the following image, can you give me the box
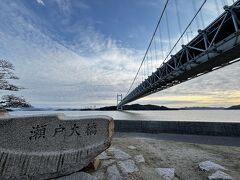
[9,110,240,122]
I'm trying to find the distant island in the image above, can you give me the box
[97,104,178,111]
[7,104,240,111]
[90,104,240,111]
[180,107,225,110]
[227,105,240,110]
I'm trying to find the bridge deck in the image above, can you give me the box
[119,0,240,106]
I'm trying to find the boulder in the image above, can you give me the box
[0,114,114,179]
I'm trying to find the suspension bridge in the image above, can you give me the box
[117,0,240,109]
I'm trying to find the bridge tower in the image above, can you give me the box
[116,94,123,110]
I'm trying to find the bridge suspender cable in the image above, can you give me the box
[192,0,200,29]
[163,0,207,63]
[126,0,208,97]
[120,0,240,107]
[165,8,172,52]
[126,0,170,96]
[126,0,208,96]
[175,0,183,45]
[214,0,221,15]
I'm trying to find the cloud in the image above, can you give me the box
[53,0,90,17]
[0,0,239,108]
[138,0,162,8]
[0,1,142,107]
[54,0,72,16]
[75,1,91,9]
[36,0,45,6]
[133,60,240,108]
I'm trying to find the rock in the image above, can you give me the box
[0,114,114,179]
[155,168,175,180]
[97,151,111,160]
[107,148,131,160]
[134,155,145,163]
[101,159,116,168]
[83,158,100,171]
[127,145,137,150]
[208,170,233,180]
[118,159,139,174]
[199,161,226,172]
[54,172,97,180]
[91,171,105,180]
[107,164,122,180]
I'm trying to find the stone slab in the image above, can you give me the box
[127,145,136,150]
[91,170,105,180]
[118,159,139,174]
[0,114,114,179]
[155,168,175,180]
[97,151,111,160]
[208,170,233,180]
[107,164,122,180]
[54,172,97,180]
[134,155,145,163]
[199,161,226,171]
[101,159,116,168]
[107,148,131,160]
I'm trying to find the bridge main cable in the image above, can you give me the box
[125,0,170,96]
[119,0,240,108]
[119,0,206,107]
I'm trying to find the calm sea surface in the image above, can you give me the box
[8,110,240,122]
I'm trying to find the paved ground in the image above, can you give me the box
[116,132,240,146]
[86,133,240,180]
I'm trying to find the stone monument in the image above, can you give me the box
[0,114,114,179]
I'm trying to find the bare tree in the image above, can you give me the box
[0,59,31,108]
[0,94,31,108]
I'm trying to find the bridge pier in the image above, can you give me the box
[117,94,123,110]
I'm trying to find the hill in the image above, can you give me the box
[227,105,240,110]
[180,107,224,110]
[98,104,178,111]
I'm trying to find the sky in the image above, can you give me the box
[0,0,239,108]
